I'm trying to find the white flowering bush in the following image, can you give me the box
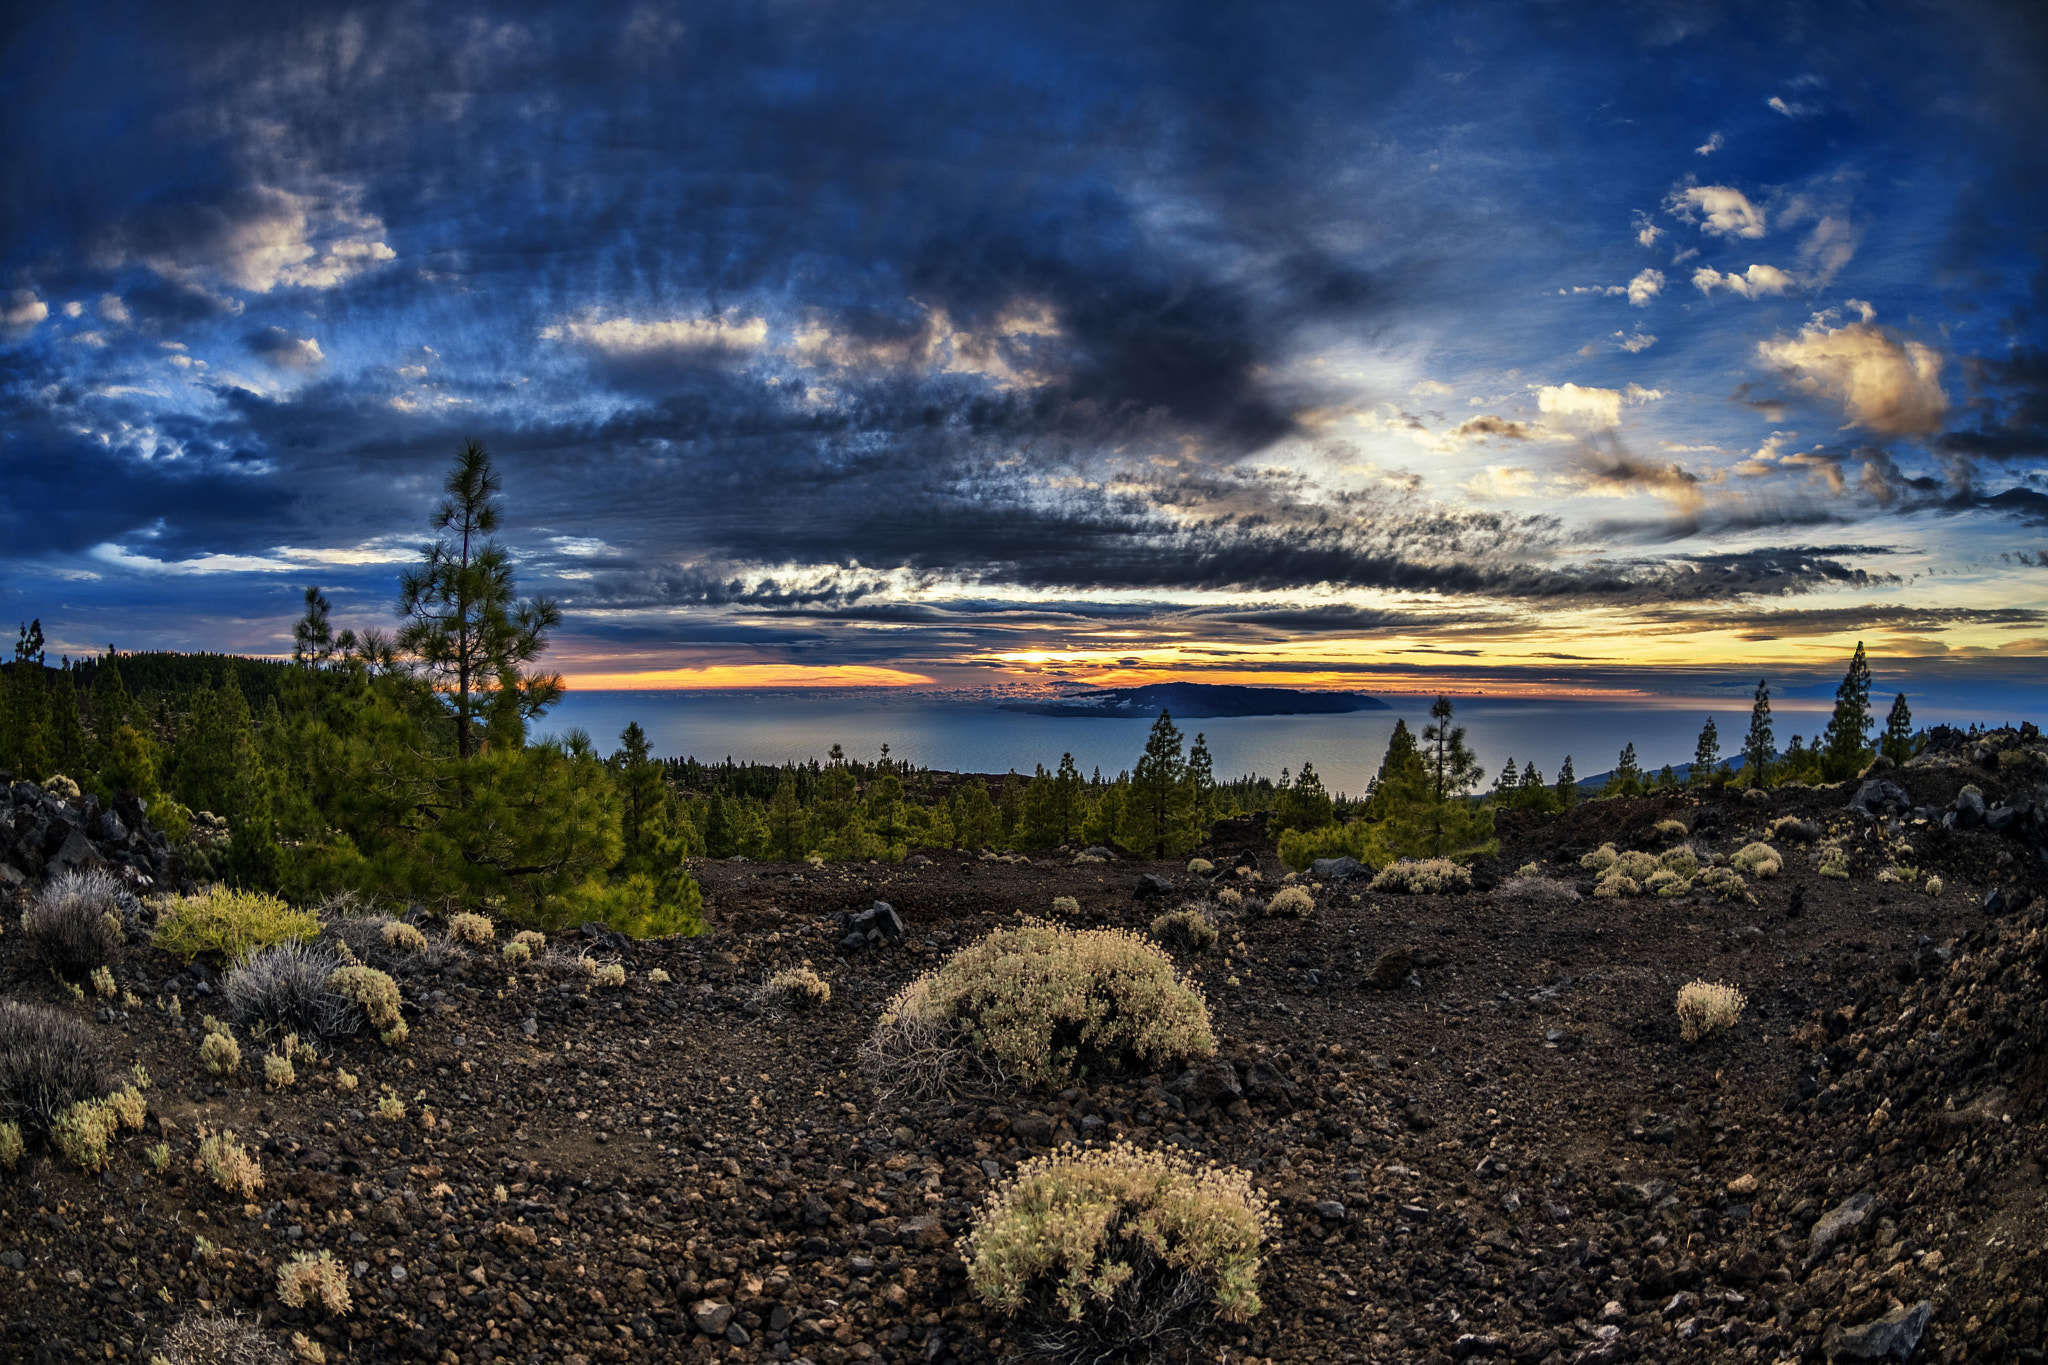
[1676,979,1747,1042]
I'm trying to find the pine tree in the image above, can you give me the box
[14,619,44,665]
[1494,756,1519,797]
[1604,742,1642,797]
[1822,640,1874,779]
[1421,696,1485,855]
[612,722,665,867]
[1185,733,1216,834]
[954,780,999,849]
[703,790,739,858]
[1276,760,1334,832]
[1690,718,1721,788]
[1741,679,1774,788]
[1051,752,1084,845]
[1362,720,1421,821]
[1881,693,1914,765]
[1516,760,1549,810]
[396,440,564,759]
[1554,755,1577,806]
[1122,709,1193,859]
[766,768,807,861]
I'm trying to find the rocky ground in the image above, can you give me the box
[1,729,2045,1365]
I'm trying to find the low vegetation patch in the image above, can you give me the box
[198,1129,264,1198]
[325,965,404,1044]
[157,1313,290,1365]
[1150,906,1218,952]
[967,1141,1275,1364]
[445,912,496,946]
[1676,980,1747,1042]
[760,966,832,1010]
[1368,859,1472,895]
[276,1250,351,1316]
[154,888,318,962]
[1730,842,1783,877]
[0,1001,108,1136]
[1050,895,1080,916]
[864,921,1214,1097]
[223,941,355,1039]
[1262,885,1315,917]
[22,868,127,973]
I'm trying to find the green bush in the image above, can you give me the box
[967,1141,1275,1363]
[865,921,1214,1094]
[1367,859,1471,894]
[153,888,318,961]
[554,872,704,939]
[1150,907,1218,952]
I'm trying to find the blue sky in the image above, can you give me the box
[2,0,2043,702]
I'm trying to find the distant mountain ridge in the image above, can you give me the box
[999,681,1389,719]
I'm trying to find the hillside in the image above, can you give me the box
[0,736,2044,1364]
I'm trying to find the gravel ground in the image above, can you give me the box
[2,766,2044,1365]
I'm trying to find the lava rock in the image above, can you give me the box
[1807,1192,1875,1265]
[1825,1300,1933,1361]
[691,1300,735,1336]
[1133,873,1175,898]
[1369,946,1415,988]
[1848,779,1912,817]
[1309,855,1371,883]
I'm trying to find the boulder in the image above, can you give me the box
[690,1301,735,1336]
[1806,1192,1875,1265]
[1847,779,1912,817]
[1825,1301,1933,1361]
[1308,855,1371,883]
[836,901,905,951]
[1170,1060,1242,1104]
[1952,785,1986,828]
[1133,873,1175,899]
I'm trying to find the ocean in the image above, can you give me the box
[538,690,2033,797]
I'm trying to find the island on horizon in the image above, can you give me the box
[998,680,1391,719]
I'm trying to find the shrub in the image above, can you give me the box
[375,1093,406,1121]
[158,1313,290,1365]
[512,929,547,950]
[1658,846,1700,878]
[1263,885,1314,918]
[1499,875,1579,903]
[1580,843,1619,872]
[380,922,426,953]
[90,965,117,999]
[1213,887,1243,910]
[200,1032,242,1076]
[647,967,671,985]
[1611,849,1660,881]
[1818,846,1851,879]
[1151,907,1218,953]
[334,1070,357,1093]
[264,1054,296,1089]
[155,889,318,961]
[1653,819,1689,839]
[593,962,627,989]
[1593,876,1639,899]
[0,1120,22,1170]
[108,1080,146,1130]
[0,1002,107,1134]
[22,867,126,973]
[147,1141,171,1173]
[223,941,355,1039]
[445,912,496,946]
[200,1130,263,1198]
[1368,859,1471,895]
[501,940,533,966]
[1695,865,1749,901]
[1769,815,1821,843]
[325,965,402,1034]
[864,922,1214,1096]
[1926,876,1943,898]
[967,1142,1275,1363]
[1644,869,1686,896]
[1730,842,1783,877]
[761,967,831,1010]
[1675,980,1747,1042]
[276,1250,352,1316]
[1050,896,1081,916]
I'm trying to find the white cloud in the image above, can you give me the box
[2,289,49,331]
[1460,465,1538,500]
[90,538,413,575]
[1618,331,1658,353]
[1627,268,1664,306]
[1624,383,1664,404]
[97,182,396,294]
[248,327,326,370]
[1797,214,1859,287]
[1538,382,1624,428]
[1767,95,1816,118]
[68,331,109,348]
[549,535,622,558]
[1694,132,1725,155]
[1692,263,1798,298]
[1408,379,1453,397]
[1756,314,1947,435]
[62,300,84,318]
[1636,221,1664,248]
[790,300,1060,387]
[541,312,769,355]
[1665,184,1766,239]
[97,294,131,324]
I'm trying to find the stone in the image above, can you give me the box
[1847,778,1912,817]
[46,827,107,875]
[1309,855,1370,882]
[1082,845,1116,861]
[897,1215,948,1248]
[1807,1192,1875,1264]
[1825,1300,1933,1361]
[1008,1113,1054,1146]
[1313,1200,1348,1221]
[1133,873,1175,898]
[1982,886,2007,914]
[1171,1061,1242,1104]
[1369,947,1415,988]
[691,1300,735,1336]
[578,921,631,952]
[1952,785,1986,827]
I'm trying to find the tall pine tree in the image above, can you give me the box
[1121,709,1193,859]
[1822,641,1874,779]
[1690,718,1721,787]
[1881,693,1914,765]
[1741,678,1774,788]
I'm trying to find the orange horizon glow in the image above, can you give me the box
[562,663,938,690]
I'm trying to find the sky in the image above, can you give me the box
[2,0,2044,707]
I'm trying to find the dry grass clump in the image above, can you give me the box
[158,1312,290,1365]
[52,1096,120,1169]
[760,966,832,1010]
[1580,843,1618,872]
[445,912,496,947]
[199,1031,242,1077]
[864,921,1215,1097]
[1658,845,1700,878]
[1150,906,1219,953]
[276,1250,351,1316]
[967,1141,1275,1365]
[380,922,427,953]
[592,961,627,988]
[1730,842,1783,877]
[223,941,355,1039]
[0,1001,107,1135]
[1653,819,1689,839]
[1050,896,1081,916]
[23,867,127,973]
[1593,876,1640,900]
[1213,887,1243,911]
[1676,980,1747,1042]
[324,965,403,1045]
[1644,869,1686,897]
[1926,876,1944,898]
[0,1120,22,1170]
[263,1053,296,1089]
[1262,885,1315,917]
[198,1129,264,1198]
[1498,875,1579,904]
[155,889,318,962]
[500,939,534,966]
[1817,844,1851,879]
[1368,859,1471,895]
[1186,858,1214,875]
[1695,865,1750,902]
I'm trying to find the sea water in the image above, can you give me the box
[540,690,2031,798]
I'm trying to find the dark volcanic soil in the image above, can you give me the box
[3,771,2045,1365]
